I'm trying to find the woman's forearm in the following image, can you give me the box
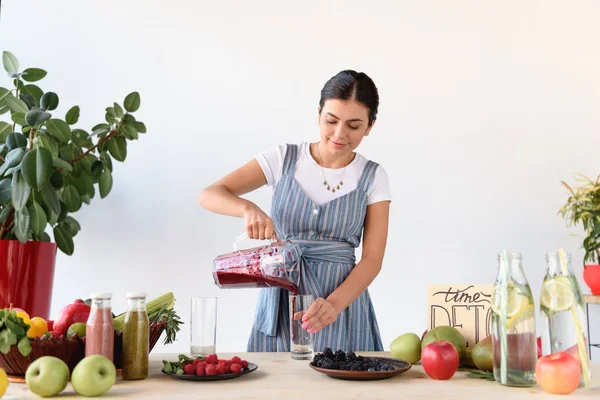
[198,184,257,218]
[326,258,382,313]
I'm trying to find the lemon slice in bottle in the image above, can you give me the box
[540,276,575,312]
[491,282,530,318]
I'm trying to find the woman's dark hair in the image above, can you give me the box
[319,70,379,125]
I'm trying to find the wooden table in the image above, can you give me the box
[4,352,600,399]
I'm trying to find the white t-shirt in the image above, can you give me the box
[255,142,392,206]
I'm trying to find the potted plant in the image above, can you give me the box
[0,51,147,319]
[559,173,600,295]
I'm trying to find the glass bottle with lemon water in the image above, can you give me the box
[539,250,591,386]
[491,251,537,386]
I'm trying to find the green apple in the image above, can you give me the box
[25,356,69,397]
[71,355,116,397]
[391,332,422,364]
[113,319,123,333]
[67,322,86,339]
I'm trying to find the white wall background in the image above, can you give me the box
[1,0,599,358]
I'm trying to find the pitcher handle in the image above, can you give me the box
[233,232,279,251]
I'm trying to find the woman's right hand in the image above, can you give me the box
[243,204,277,240]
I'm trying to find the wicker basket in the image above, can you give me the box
[0,320,166,380]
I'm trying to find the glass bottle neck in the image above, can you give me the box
[496,252,527,284]
[545,252,574,276]
[91,298,112,309]
[127,297,146,311]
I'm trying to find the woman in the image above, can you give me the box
[198,70,391,352]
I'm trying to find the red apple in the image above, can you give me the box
[421,340,459,380]
[47,320,54,332]
[535,352,581,394]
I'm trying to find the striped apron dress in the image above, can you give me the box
[247,144,384,352]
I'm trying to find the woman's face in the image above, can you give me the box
[318,99,375,157]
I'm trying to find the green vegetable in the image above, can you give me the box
[113,292,183,344]
[162,354,205,374]
[0,308,32,356]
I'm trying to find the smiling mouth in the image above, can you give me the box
[329,139,347,146]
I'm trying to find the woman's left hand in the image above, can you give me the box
[300,298,340,334]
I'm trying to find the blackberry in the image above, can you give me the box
[313,353,324,363]
[334,350,346,362]
[322,348,334,360]
[320,358,335,370]
[346,351,357,362]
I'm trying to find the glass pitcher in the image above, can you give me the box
[539,250,591,386]
[491,251,537,387]
[212,233,300,293]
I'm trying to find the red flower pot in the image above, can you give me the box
[0,240,57,319]
[583,264,600,295]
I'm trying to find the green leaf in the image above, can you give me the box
[54,224,74,255]
[107,137,127,161]
[123,125,138,140]
[0,121,11,142]
[11,170,31,211]
[25,109,51,127]
[20,94,36,110]
[28,201,47,236]
[100,152,113,172]
[46,119,71,142]
[133,121,147,133]
[114,102,124,118]
[92,123,110,136]
[99,168,113,198]
[6,132,27,150]
[52,157,73,172]
[91,160,104,181]
[0,205,12,223]
[21,147,52,189]
[74,173,94,197]
[123,114,136,124]
[17,336,32,357]
[0,87,10,103]
[50,170,64,189]
[21,84,43,106]
[0,105,9,115]
[14,207,30,243]
[22,68,47,82]
[124,92,141,112]
[0,148,26,176]
[62,185,82,212]
[63,216,81,237]
[37,132,58,158]
[41,184,61,216]
[66,106,80,125]
[4,94,28,113]
[40,232,51,242]
[11,112,27,127]
[0,179,11,203]
[2,51,19,74]
[40,92,59,111]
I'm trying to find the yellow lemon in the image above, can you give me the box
[0,367,8,397]
[28,317,49,339]
[491,282,531,318]
[540,276,575,312]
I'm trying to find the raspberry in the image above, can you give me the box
[218,359,230,367]
[230,363,243,373]
[196,361,207,371]
[196,364,206,376]
[216,364,230,375]
[193,359,201,367]
[205,364,217,376]
[241,360,249,368]
[230,356,242,364]
[206,354,218,364]
[183,364,196,375]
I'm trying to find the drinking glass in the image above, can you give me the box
[190,297,217,356]
[289,294,313,360]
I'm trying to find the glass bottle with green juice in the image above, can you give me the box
[122,292,149,380]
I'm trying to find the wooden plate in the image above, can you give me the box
[161,362,258,381]
[309,357,411,380]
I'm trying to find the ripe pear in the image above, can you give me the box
[471,335,493,372]
[390,332,422,364]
